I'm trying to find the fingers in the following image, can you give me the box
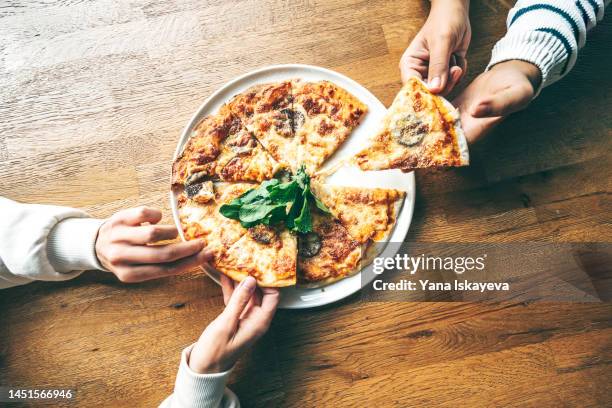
[427,36,453,93]
[221,276,257,327]
[259,288,280,314]
[441,66,463,96]
[400,66,423,85]
[112,224,178,244]
[110,239,205,264]
[113,249,212,283]
[399,37,429,84]
[233,288,279,346]
[114,207,163,226]
[471,83,533,118]
[220,274,235,305]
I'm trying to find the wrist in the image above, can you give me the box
[188,359,230,375]
[492,60,542,93]
[431,0,469,10]
[188,342,235,374]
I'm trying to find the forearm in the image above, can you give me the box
[160,345,239,408]
[487,0,608,94]
[0,197,104,289]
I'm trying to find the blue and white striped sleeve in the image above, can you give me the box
[486,0,609,94]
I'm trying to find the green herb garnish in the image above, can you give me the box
[219,166,329,233]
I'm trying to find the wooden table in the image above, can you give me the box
[1,1,610,407]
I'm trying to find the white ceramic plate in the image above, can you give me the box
[170,64,415,309]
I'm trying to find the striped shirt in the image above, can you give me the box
[487,0,609,94]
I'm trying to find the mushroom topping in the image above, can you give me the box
[248,224,278,245]
[274,168,293,183]
[226,130,256,155]
[275,108,305,136]
[185,180,214,203]
[298,232,322,258]
[185,171,209,186]
[391,113,429,146]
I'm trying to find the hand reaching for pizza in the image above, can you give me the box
[95,206,212,282]
[399,0,471,94]
[453,60,542,143]
[188,275,280,373]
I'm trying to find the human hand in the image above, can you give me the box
[399,0,471,94]
[95,206,212,282]
[188,275,279,373]
[453,60,542,143]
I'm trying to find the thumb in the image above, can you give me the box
[471,83,533,118]
[221,276,257,327]
[427,39,453,93]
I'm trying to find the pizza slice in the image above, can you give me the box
[214,123,283,182]
[310,181,405,244]
[177,182,255,261]
[172,114,230,187]
[297,207,362,284]
[223,81,298,170]
[217,224,297,287]
[293,80,367,173]
[172,111,281,187]
[355,77,469,171]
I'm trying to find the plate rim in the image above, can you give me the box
[169,63,416,309]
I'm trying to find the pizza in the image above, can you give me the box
[297,208,362,284]
[221,80,367,173]
[172,78,413,287]
[177,182,297,287]
[223,81,297,169]
[172,110,281,187]
[177,182,254,259]
[292,80,367,173]
[310,181,406,244]
[219,225,297,287]
[355,77,469,171]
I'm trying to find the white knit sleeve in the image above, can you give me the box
[487,0,608,93]
[0,197,105,289]
[160,345,240,408]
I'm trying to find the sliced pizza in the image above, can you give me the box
[172,114,229,187]
[172,111,281,187]
[177,182,254,260]
[214,124,282,182]
[223,81,298,170]
[293,80,367,173]
[310,181,405,244]
[355,77,469,171]
[297,208,362,284]
[217,224,297,287]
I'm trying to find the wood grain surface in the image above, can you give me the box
[1,1,611,407]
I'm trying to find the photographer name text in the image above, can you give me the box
[372,279,510,292]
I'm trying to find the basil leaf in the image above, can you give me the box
[219,164,323,233]
[311,192,330,214]
[238,179,279,204]
[239,203,278,223]
[293,194,311,233]
[219,203,241,219]
[262,204,288,225]
[294,165,310,190]
[268,180,299,203]
[285,192,302,230]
